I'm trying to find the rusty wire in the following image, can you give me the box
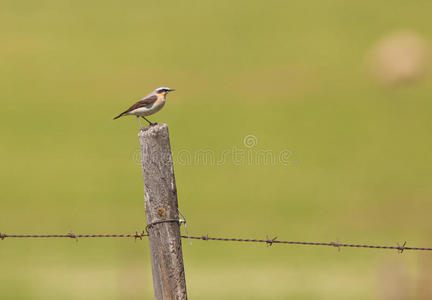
[182,235,432,253]
[0,231,148,242]
[1,231,431,253]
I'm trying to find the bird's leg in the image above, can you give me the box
[142,116,157,126]
[137,116,145,130]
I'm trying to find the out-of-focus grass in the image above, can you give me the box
[1,0,432,299]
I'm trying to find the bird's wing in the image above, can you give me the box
[114,95,158,119]
[125,94,158,112]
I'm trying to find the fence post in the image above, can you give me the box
[138,124,187,300]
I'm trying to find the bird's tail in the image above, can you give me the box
[113,112,125,120]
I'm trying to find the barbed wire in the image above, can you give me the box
[0,231,148,241]
[1,231,431,253]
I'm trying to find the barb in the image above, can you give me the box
[397,241,407,253]
[331,239,341,252]
[134,231,146,242]
[265,235,277,247]
[1,231,431,253]
[68,231,78,242]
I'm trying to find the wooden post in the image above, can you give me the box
[138,124,187,300]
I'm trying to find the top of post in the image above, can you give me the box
[138,123,169,138]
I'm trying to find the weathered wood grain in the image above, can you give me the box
[138,124,187,300]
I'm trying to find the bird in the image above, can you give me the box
[113,87,175,129]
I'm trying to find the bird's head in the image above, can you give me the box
[155,87,175,96]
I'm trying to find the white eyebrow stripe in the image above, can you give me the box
[155,86,170,93]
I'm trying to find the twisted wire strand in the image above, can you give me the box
[1,232,431,252]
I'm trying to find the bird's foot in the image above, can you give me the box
[140,123,156,131]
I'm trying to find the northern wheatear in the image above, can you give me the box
[113,87,175,129]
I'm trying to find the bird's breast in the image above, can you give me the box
[141,96,165,116]
[152,96,165,110]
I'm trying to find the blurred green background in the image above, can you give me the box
[1,0,432,299]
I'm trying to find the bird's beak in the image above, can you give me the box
[167,88,175,92]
